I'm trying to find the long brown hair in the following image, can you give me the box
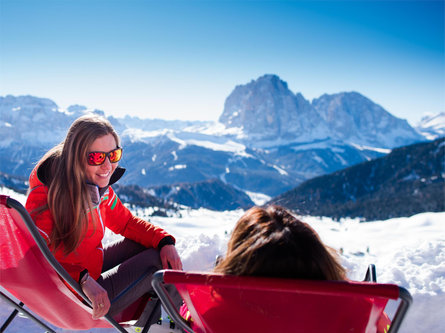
[36,114,120,254]
[214,205,346,280]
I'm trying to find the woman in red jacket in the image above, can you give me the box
[26,114,182,328]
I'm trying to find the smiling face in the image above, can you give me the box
[85,133,119,188]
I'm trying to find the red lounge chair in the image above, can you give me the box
[152,269,412,333]
[0,195,153,333]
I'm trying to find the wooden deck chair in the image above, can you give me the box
[0,195,155,333]
[152,269,412,333]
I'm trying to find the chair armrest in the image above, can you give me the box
[363,264,377,282]
[388,286,413,333]
[361,263,412,333]
[152,270,195,333]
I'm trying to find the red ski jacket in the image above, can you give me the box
[25,161,174,283]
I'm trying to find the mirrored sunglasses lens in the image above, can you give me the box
[88,152,106,165]
[109,148,122,163]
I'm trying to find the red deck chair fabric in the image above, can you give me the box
[152,270,412,333]
[0,195,146,332]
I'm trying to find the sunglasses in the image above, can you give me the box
[87,147,123,166]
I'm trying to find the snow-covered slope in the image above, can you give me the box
[0,187,443,332]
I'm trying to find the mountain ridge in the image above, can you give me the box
[269,138,445,220]
[219,74,424,149]
[1,74,442,212]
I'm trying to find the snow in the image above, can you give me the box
[0,187,27,204]
[1,187,444,332]
[184,139,248,156]
[122,125,251,157]
[245,190,271,206]
[171,151,178,161]
[288,140,347,152]
[272,164,288,176]
[335,153,348,166]
[186,122,243,138]
[171,132,250,157]
[425,116,444,128]
[349,142,392,154]
[122,128,171,142]
[168,164,187,171]
[312,153,328,167]
[416,112,445,140]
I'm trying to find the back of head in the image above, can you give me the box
[214,205,345,281]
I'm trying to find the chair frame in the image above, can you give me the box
[152,268,412,333]
[0,195,153,333]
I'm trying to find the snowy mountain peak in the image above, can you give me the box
[0,95,109,147]
[219,75,328,144]
[415,112,445,140]
[253,73,289,90]
[312,91,424,148]
[219,75,423,149]
[0,95,72,146]
[0,95,58,115]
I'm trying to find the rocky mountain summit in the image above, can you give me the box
[220,74,327,144]
[220,74,423,148]
[312,91,420,148]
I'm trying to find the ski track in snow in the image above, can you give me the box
[1,187,444,332]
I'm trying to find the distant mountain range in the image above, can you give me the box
[148,178,254,211]
[269,138,445,220]
[1,74,443,213]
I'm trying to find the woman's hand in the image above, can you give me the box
[160,245,183,270]
[81,276,111,320]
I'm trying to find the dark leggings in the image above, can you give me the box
[97,238,181,327]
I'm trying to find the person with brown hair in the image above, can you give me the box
[214,205,346,280]
[25,114,182,328]
[180,205,391,332]
[181,205,346,327]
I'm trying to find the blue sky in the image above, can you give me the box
[1,0,444,124]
